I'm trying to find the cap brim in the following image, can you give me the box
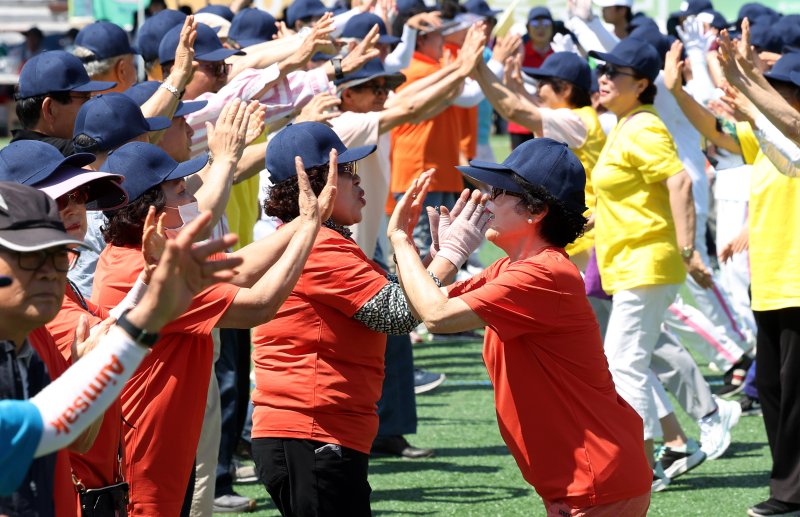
[236,37,269,48]
[71,80,117,93]
[456,162,523,192]
[522,66,556,79]
[36,168,128,210]
[146,116,172,131]
[166,153,210,181]
[61,151,97,169]
[339,144,377,164]
[0,228,85,252]
[337,71,406,90]
[196,47,245,61]
[421,20,461,35]
[174,100,208,117]
[764,71,792,83]
[587,49,632,68]
[377,34,402,44]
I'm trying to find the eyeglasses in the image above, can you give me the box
[529,18,553,28]
[490,187,522,200]
[2,248,81,273]
[56,186,90,211]
[199,61,232,77]
[339,161,358,176]
[596,63,639,80]
[351,83,390,96]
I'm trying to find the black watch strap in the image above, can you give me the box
[331,57,344,80]
[116,309,160,348]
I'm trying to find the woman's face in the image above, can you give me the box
[329,161,365,227]
[56,186,89,241]
[160,178,195,229]
[527,18,553,48]
[597,64,645,115]
[484,190,532,246]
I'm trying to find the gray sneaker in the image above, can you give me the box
[234,461,258,484]
[213,494,256,513]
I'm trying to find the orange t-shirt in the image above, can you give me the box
[443,42,478,162]
[92,245,240,516]
[390,52,465,195]
[251,227,388,454]
[449,249,651,506]
[28,327,78,517]
[46,285,125,498]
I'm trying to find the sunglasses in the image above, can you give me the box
[339,161,358,176]
[490,187,523,200]
[351,83,390,96]
[56,186,90,211]
[2,248,81,273]
[529,18,553,28]
[596,63,639,80]
[199,61,232,77]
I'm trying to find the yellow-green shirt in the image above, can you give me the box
[737,122,800,311]
[592,105,686,294]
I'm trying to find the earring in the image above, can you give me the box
[527,218,533,224]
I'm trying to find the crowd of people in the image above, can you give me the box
[0,0,798,516]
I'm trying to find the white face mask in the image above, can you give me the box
[164,201,201,238]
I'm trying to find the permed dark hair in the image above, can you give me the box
[102,186,167,247]
[537,77,592,108]
[510,175,587,248]
[263,166,329,222]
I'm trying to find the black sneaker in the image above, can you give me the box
[414,369,445,394]
[656,439,706,479]
[740,395,763,416]
[372,435,434,459]
[720,356,753,398]
[747,497,800,516]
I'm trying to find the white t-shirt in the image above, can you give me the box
[329,111,390,259]
[539,107,589,148]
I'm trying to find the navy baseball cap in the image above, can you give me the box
[72,93,171,153]
[159,22,244,64]
[396,0,429,14]
[737,3,779,26]
[764,52,800,83]
[123,81,207,118]
[628,27,672,65]
[229,8,278,47]
[676,0,713,16]
[458,138,586,211]
[528,6,552,23]
[75,21,137,60]
[335,57,406,88]
[286,0,329,26]
[750,17,785,53]
[589,37,661,82]
[776,14,800,50]
[136,9,186,63]
[17,51,116,99]
[101,142,208,202]
[197,4,235,22]
[266,122,376,184]
[464,0,501,17]
[343,13,401,45]
[523,52,592,92]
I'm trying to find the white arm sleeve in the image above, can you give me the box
[108,271,149,321]
[684,48,717,106]
[564,15,619,54]
[451,60,502,108]
[383,25,417,73]
[332,8,360,37]
[754,113,800,178]
[30,326,149,457]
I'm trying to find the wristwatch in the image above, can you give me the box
[680,245,695,261]
[331,57,344,80]
[116,309,160,348]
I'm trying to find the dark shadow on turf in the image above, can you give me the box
[369,459,500,475]
[372,485,530,506]
[429,445,511,458]
[722,441,770,458]
[666,471,769,491]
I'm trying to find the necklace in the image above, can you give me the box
[322,219,352,239]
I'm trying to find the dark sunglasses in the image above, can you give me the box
[307,161,359,177]
[56,186,90,211]
[2,248,81,273]
[351,83,390,96]
[490,187,523,200]
[596,63,639,80]
[199,61,232,77]
[529,18,553,28]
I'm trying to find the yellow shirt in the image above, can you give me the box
[566,105,606,256]
[225,132,267,251]
[592,105,686,294]
[737,122,800,311]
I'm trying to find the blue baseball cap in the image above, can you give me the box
[528,6,552,23]
[286,0,329,27]
[523,52,592,93]
[335,57,406,88]
[676,0,713,16]
[343,13,401,45]
[123,81,207,118]
[750,16,785,53]
[72,93,171,153]
[229,8,278,47]
[266,122,376,184]
[396,0,429,14]
[776,14,800,50]
[75,21,137,60]
[627,26,672,65]
[764,52,800,83]
[197,4,235,22]
[17,51,116,99]
[136,10,187,63]
[458,138,586,211]
[159,22,244,64]
[737,3,779,26]
[628,13,655,31]
[101,142,208,202]
[589,37,661,82]
[464,0,502,17]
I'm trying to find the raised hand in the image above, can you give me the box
[677,16,714,54]
[282,13,337,72]
[142,206,167,271]
[317,148,340,221]
[295,93,342,125]
[720,84,759,123]
[569,0,593,21]
[207,98,252,164]
[436,190,492,268]
[388,169,434,239]
[492,33,521,65]
[72,316,115,360]
[663,39,685,93]
[550,33,577,54]
[274,21,296,40]
[458,23,488,72]
[341,24,381,74]
[244,102,267,145]
[171,15,198,90]
[407,11,441,32]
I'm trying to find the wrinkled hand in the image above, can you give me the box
[341,24,381,74]
[72,316,115,361]
[719,225,749,263]
[207,98,252,163]
[458,23,488,73]
[407,11,441,32]
[316,149,340,221]
[492,34,521,66]
[295,93,342,125]
[171,16,198,89]
[142,206,167,273]
[720,84,758,123]
[245,103,267,145]
[294,157,324,228]
[550,33,577,54]
[663,39,685,93]
[436,190,492,268]
[388,169,434,239]
[686,251,713,289]
[677,16,715,54]
[436,188,469,244]
[282,13,336,71]
[274,21,295,40]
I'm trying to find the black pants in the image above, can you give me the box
[754,308,800,503]
[252,438,371,517]
[510,132,534,150]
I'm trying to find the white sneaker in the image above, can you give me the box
[652,461,670,492]
[699,396,742,460]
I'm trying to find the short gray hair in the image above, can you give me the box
[73,46,127,77]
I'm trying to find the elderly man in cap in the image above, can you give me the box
[73,21,139,93]
[11,51,115,156]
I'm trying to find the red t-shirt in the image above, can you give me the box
[508,42,553,135]
[450,249,651,506]
[28,327,77,517]
[251,227,388,454]
[92,245,240,516]
[45,285,125,499]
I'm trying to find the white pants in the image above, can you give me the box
[604,284,680,440]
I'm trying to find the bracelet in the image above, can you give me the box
[159,82,182,99]
[331,57,344,80]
